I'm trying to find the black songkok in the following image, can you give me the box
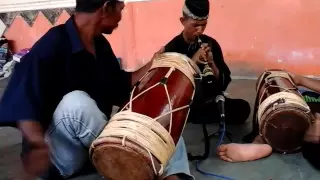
[183,0,210,20]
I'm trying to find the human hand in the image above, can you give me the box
[152,46,165,60]
[192,43,210,64]
[18,121,50,177]
[207,51,219,78]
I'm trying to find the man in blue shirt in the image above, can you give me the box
[0,0,193,180]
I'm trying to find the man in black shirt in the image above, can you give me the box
[0,1,193,180]
[157,0,250,125]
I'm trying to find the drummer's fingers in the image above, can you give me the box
[151,53,158,60]
[158,46,165,53]
[196,60,207,64]
[200,52,207,61]
[152,51,162,59]
[196,57,207,64]
[204,46,211,52]
[208,52,214,62]
[201,43,209,48]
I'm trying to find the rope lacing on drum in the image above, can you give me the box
[257,71,311,126]
[257,70,298,105]
[90,53,199,176]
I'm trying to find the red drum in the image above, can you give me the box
[256,70,315,153]
[89,52,201,180]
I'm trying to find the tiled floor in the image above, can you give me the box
[0,79,320,180]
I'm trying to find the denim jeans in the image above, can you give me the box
[44,90,194,179]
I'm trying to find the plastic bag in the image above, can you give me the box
[0,36,9,71]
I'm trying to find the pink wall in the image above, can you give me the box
[3,0,320,76]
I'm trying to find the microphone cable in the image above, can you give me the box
[194,96,236,180]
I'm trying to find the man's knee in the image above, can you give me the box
[59,90,96,109]
[54,90,100,117]
[240,99,251,111]
[236,99,251,120]
[225,98,250,124]
[51,90,106,136]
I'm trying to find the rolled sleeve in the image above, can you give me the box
[0,52,43,125]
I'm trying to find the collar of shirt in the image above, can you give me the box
[177,32,201,57]
[65,16,86,53]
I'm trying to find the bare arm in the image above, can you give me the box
[130,47,165,86]
[292,73,320,93]
[18,120,49,176]
[131,61,152,86]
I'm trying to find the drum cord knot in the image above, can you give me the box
[257,70,311,124]
[150,52,201,88]
[258,91,311,125]
[256,70,297,92]
[90,53,200,177]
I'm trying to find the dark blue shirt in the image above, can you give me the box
[0,17,132,130]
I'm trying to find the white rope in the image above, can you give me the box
[257,70,310,125]
[150,52,201,88]
[257,70,299,105]
[93,111,175,167]
[256,70,296,92]
[90,52,198,176]
[258,91,310,125]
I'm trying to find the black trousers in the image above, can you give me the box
[188,97,250,125]
[300,91,320,170]
[187,79,250,125]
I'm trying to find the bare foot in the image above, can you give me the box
[217,137,272,162]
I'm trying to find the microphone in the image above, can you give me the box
[215,94,225,119]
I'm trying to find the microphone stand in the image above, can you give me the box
[188,122,211,161]
[202,96,233,143]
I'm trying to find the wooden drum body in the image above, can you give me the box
[256,70,315,153]
[89,53,201,180]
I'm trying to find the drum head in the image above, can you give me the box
[158,52,201,75]
[260,105,312,153]
[91,137,156,180]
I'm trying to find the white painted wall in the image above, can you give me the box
[0,0,150,13]
[0,20,5,37]
[0,0,75,13]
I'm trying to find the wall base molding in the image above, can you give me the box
[231,75,320,80]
